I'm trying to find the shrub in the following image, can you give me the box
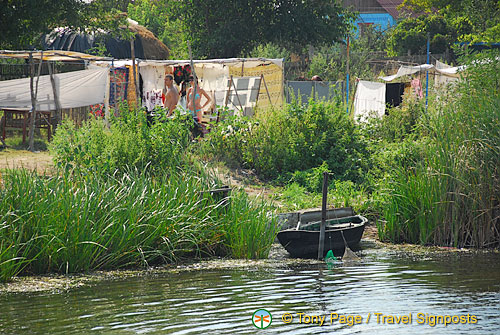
[50,106,192,174]
[203,99,368,182]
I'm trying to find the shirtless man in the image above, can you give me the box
[163,74,179,116]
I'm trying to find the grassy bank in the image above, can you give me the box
[200,51,500,249]
[0,168,276,282]
[0,107,278,283]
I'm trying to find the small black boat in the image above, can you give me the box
[277,212,367,258]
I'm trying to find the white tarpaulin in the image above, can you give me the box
[380,64,434,82]
[0,67,109,111]
[353,80,386,122]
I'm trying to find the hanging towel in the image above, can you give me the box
[353,80,386,122]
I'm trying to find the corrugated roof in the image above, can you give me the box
[376,0,404,18]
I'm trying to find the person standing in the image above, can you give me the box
[186,77,212,123]
[163,74,179,116]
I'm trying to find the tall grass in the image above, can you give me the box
[378,51,500,248]
[49,106,192,175]
[0,167,277,282]
[0,104,278,282]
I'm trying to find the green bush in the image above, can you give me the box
[50,106,192,174]
[290,161,330,193]
[203,99,368,182]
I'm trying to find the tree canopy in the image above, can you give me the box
[387,0,500,56]
[128,0,353,59]
[0,0,128,50]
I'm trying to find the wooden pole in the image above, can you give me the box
[231,76,245,114]
[48,61,62,128]
[131,37,139,106]
[318,171,329,260]
[221,76,233,122]
[261,74,273,107]
[28,51,43,151]
[346,35,350,114]
[187,41,197,111]
[187,41,201,124]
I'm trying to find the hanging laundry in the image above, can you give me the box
[173,65,184,85]
[183,64,192,79]
[353,80,386,122]
[385,82,406,107]
[143,89,164,112]
[109,67,129,107]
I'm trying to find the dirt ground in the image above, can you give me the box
[0,149,54,173]
[209,165,279,203]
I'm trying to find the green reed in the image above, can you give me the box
[0,168,277,282]
[379,51,500,248]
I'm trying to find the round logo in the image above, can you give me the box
[252,309,272,329]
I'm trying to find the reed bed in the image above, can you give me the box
[0,167,277,282]
[378,52,500,248]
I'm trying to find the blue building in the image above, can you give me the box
[342,0,405,34]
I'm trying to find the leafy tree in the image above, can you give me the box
[308,25,387,81]
[164,0,353,59]
[386,14,459,56]
[244,42,291,60]
[127,0,189,59]
[387,0,500,56]
[0,0,127,49]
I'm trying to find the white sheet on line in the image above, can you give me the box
[353,80,386,122]
[380,64,434,82]
[0,67,109,110]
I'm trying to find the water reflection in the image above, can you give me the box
[0,250,499,334]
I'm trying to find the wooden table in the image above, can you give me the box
[1,109,53,144]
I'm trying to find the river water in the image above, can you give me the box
[1,244,499,334]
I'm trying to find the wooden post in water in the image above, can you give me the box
[318,171,329,260]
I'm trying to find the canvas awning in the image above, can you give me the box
[0,50,112,61]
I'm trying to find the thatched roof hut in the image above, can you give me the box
[42,19,170,60]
